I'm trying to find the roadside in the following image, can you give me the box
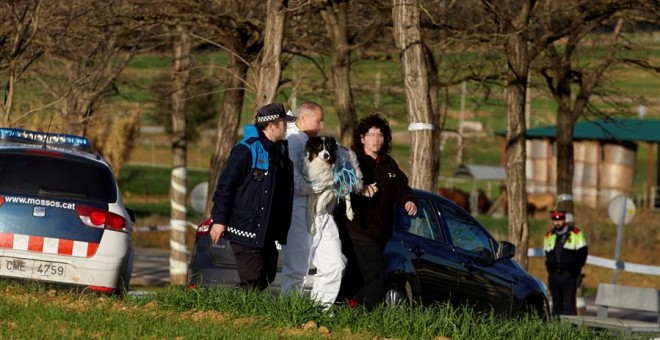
[130,247,658,327]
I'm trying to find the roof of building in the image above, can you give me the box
[453,164,506,181]
[521,118,660,143]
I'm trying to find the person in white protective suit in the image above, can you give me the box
[280,101,347,307]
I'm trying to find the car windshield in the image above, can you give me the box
[0,152,117,203]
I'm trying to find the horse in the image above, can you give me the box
[438,188,491,214]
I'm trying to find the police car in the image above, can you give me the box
[0,128,135,294]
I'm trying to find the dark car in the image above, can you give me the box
[0,128,135,294]
[383,189,549,316]
[188,189,549,317]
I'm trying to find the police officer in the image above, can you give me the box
[544,210,588,316]
[210,103,295,291]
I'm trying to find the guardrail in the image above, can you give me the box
[131,225,660,277]
[528,248,660,276]
[133,222,198,233]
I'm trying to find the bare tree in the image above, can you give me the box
[0,0,47,127]
[40,1,144,135]
[254,0,288,108]
[286,1,385,145]
[205,0,267,215]
[169,25,192,285]
[431,0,658,267]
[535,1,659,213]
[424,44,442,189]
[392,0,435,191]
[479,0,533,266]
[317,0,356,145]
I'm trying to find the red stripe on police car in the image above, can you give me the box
[0,232,99,257]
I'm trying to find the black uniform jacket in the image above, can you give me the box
[211,125,294,248]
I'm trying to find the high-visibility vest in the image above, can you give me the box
[543,227,587,251]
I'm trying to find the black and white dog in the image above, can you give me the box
[303,136,363,230]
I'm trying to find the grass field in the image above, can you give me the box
[0,281,616,340]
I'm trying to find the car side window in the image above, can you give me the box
[440,203,494,258]
[396,198,443,242]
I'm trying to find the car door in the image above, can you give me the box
[390,196,461,305]
[438,201,514,314]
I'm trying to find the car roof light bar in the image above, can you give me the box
[0,128,92,153]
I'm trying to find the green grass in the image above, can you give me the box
[476,215,549,240]
[118,164,210,197]
[0,281,617,340]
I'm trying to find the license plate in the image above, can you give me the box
[0,257,67,279]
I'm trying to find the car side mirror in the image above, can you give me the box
[126,208,137,223]
[496,241,516,260]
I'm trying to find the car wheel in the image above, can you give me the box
[520,299,550,321]
[384,282,410,308]
[115,249,134,296]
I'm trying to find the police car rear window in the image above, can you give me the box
[0,152,117,203]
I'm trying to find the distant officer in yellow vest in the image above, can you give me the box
[544,210,588,316]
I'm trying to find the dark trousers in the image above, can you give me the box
[548,272,578,316]
[341,238,385,310]
[230,240,278,291]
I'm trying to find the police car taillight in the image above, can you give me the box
[76,205,127,232]
[196,218,212,235]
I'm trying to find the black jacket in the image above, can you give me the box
[544,226,588,278]
[210,125,294,248]
[337,151,416,247]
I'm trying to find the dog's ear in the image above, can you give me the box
[326,136,338,152]
[305,136,317,153]
[305,137,318,162]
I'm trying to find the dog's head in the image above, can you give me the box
[306,136,337,164]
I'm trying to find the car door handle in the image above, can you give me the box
[409,246,424,257]
[463,260,476,270]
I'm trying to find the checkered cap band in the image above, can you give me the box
[256,114,279,123]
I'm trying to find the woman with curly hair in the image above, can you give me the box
[335,114,417,310]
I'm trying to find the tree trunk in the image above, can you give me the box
[205,54,249,216]
[0,0,44,127]
[550,19,624,213]
[555,109,576,212]
[169,26,191,286]
[253,0,287,108]
[392,0,434,191]
[424,43,441,189]
[505,31,530,269]
[1,66,17,127]
[320,0,356,146]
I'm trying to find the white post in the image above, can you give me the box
[611,197,627,284]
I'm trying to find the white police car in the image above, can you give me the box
[0,128,134,294]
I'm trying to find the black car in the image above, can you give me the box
[188,189,549,317]
[383,189,549,316]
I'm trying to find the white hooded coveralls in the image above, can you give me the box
[281,121,346,306]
